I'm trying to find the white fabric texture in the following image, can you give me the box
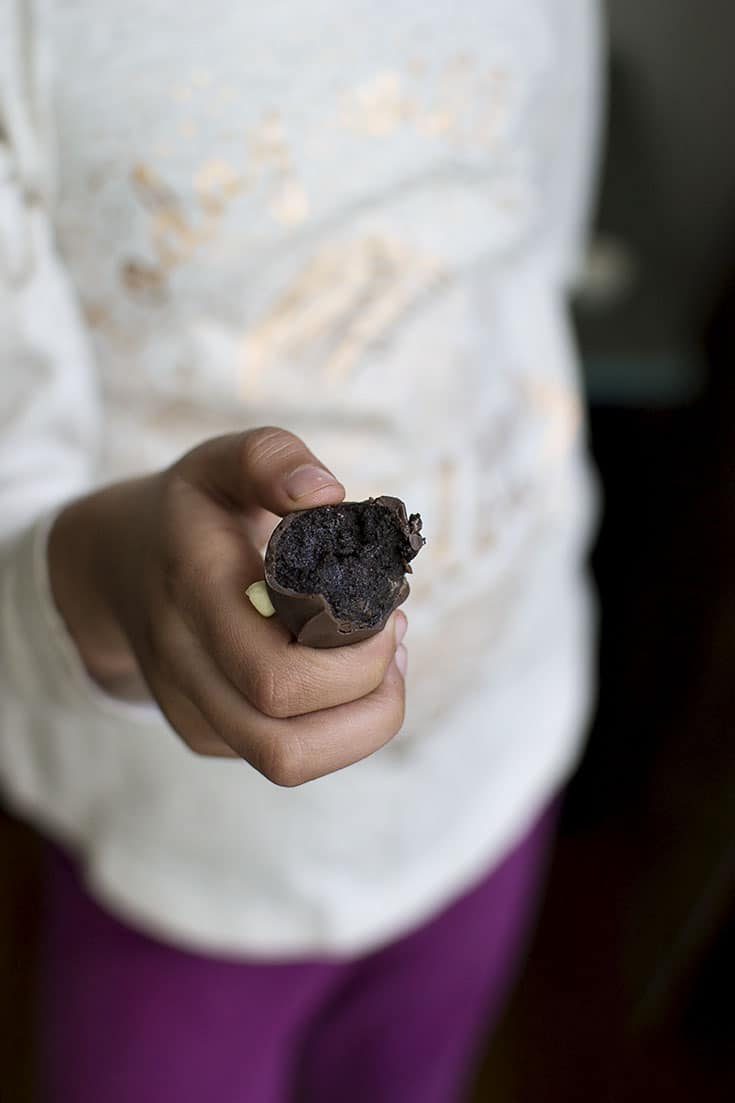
[0,0,603,955]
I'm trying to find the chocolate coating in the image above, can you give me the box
[264,496,424,648]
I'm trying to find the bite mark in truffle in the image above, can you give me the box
[264,496,424,648]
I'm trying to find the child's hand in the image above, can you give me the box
[48,429,408,785]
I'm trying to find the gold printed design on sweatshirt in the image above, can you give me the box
[122,158,248,294]
[338,72,417,137]
[239,234,449,397]
[522,378,582,460]
[339,55,512,147]
[122,103,313,297]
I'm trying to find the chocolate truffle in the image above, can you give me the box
[264,496,425,648]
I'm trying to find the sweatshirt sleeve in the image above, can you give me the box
[0,1,158,791]
[0,0,100,530]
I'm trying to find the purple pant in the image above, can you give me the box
[38,800,558,1103]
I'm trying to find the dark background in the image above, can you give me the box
[477,1,735,1098]
[2,2,735,1100]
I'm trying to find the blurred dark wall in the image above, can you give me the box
[605,0,735,325]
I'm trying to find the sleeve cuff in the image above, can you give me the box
[1,507,161,727]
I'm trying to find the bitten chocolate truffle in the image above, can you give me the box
[264,496,425,648]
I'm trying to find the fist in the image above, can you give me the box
[51,429,408,786]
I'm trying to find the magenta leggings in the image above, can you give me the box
[38,799,558,1103]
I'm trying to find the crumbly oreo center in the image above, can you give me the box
[270,500,416,628]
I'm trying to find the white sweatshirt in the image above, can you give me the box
[0,0,602,956]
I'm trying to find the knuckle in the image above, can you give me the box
[257,737,308,788]
[158,698,213,756]
[240,426,302,473]
[391,684,407,736]
[372,644,395,683]
[182,734,215,757]
[378,678,406,740]
[330,643,384,692]
[158,470,198,542]
[357,628,397,674]
[249,664,292,719]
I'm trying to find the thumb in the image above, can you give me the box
[183,427,346,516]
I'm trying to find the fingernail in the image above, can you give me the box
[284,464,341,502]
[393,611,408,647]
[394,643,408,678]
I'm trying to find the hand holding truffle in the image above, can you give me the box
[48,428,411,786]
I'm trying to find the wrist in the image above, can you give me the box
[47,482,149,700]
